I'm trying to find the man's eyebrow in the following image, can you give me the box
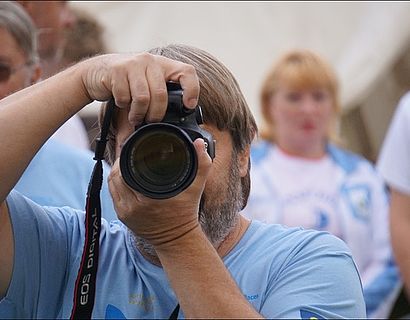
[0,57,12,64]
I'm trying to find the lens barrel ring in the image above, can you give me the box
[120,123,198,199]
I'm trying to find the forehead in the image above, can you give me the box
[114,107,232,153]
[277,75,331,93]
[22,1,66,26]
[276,83,330,93]
[0,27,26,62]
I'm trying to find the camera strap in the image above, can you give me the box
[70,98,115,319]
[169,304,180,319]
[69,98,181,319]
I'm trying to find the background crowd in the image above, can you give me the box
[0,1,409,318]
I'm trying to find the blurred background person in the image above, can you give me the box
[17,0,90,150]
[377,91,410,318]
[0,1,115,221]
[242,49,400,318]
[61,6,110,151]
[0,4,40,97]
[61,6,108,67]
[17,0,74,77]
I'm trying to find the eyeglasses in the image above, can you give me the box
[0,62,31,83]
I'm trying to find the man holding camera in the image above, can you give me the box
[0,45,366,318]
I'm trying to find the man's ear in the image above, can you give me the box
[30,64,42,85]
[238,145,250,178]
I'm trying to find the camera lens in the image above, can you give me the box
[120,123,197,198]
[131,132,190,187]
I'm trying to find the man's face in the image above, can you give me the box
[114,108,246,256]
[0,27,38,99]
[197,125,243,247]
[18,1,76,61]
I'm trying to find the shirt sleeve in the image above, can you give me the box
[260,232,366,319]
[0,190,84,318]
[377,92,410,195]
[360,166,401,318]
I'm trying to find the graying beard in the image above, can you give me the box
[198,164,242,247]
[131,233,159,265]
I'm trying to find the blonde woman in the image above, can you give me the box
[243,49,400,318]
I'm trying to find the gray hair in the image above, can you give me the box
[0,1,39,64]
[100,44,258,209]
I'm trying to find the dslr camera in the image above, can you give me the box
[120,82,216,199]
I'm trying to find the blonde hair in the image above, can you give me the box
[260,49,341,143]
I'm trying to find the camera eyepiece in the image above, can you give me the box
[119,82,215,199]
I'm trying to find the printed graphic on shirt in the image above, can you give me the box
[342,184,371,221]
[104,293,157,318]
[280,191,341,236]
[129,293,155,312]
[105,304,126,319]
[244,293,259,301]
[300,309,325,319]
[315,208,329,229]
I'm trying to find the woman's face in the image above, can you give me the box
[268,84,334,157]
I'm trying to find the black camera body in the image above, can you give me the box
[120,82,215,199]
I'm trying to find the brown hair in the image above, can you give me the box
[260,49,341,143]
[100,44,258,209]
[62,7,107,65]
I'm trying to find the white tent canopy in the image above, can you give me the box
[71,2,410,158]
[72,1,410,140]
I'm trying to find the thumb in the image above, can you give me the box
[192,138,213,192]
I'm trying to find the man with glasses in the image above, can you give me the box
[0,62,36,89]
[17,0,90,151]
[16,0,76,78]
[0,1,115,220]
[0,9,40,99]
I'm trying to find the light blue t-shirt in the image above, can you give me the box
[14,138,116,222]
[0,190,366,319]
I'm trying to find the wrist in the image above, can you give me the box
[47,61,94,114]
[78,54,114,103]
[153,223,205,254]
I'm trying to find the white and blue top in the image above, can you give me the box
[243,141,401,318]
